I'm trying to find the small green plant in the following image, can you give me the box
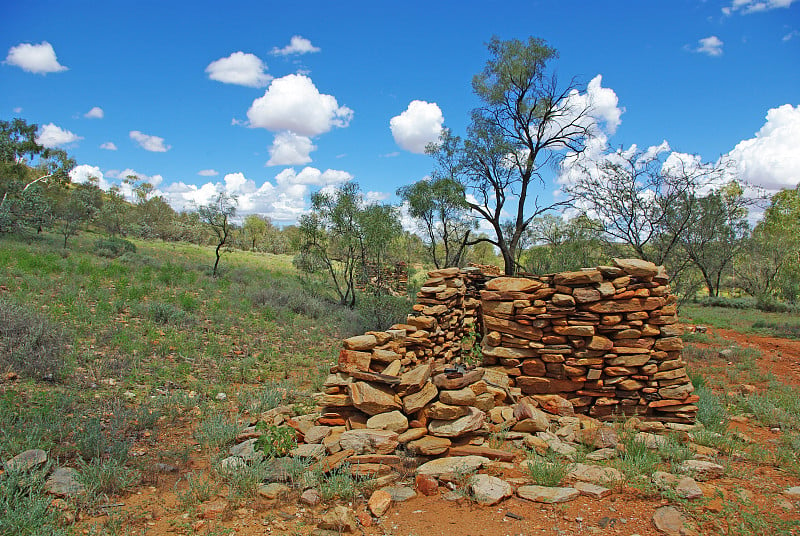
[195,410,240,452]
[459,330,483,366]
[175,471,219,509]
[311,463,368,502]
[616,431,661,478]
[0,299,70,380]
[522,450,572,487]
[254,424,296,457]
[145,301,192,326]
[694,382,728,433]
[77,457,141,502]
[0,464,71,536]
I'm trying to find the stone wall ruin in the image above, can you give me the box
[315,258,695,450]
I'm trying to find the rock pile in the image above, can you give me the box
[322,258,695,434]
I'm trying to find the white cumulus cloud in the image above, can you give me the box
[271,36,321,56]
[130,130,170,152]
[246,74,353,136]
[69,164,111,189]
[727,104,800,191]
[205,51,272,88]
[4,41,67,74]
[723,0,797,14]
[162,166,351,223]
[100,142,117,150]
[36,123,82,148]
[84,106,104,119]
[390,100,445,154]
[198,169,219,177]
[695,36,724,56]
[267,132,316,166]
[275,166,352,187]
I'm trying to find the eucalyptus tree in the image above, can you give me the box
[428,37,597,275]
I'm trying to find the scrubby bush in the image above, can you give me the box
[93,237,137,258]
[0,299,69,380]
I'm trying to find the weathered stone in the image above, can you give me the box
[655,337,685,351]
[5,449,47,472]
[309,449,355,474]
[553,270,602,286]
[300,488,321,505]
[553,325,595,337]
[304,426,332,444]
[403,382,438,414]
[439,387,477,406]
[290,443,326,460]
[569,463,624,484]
[653,471,703,499]
[407,435,451,455]
[258,482,290,500]
[587,336,613,351]
[587,297,664,313]
[551,293,576,307]
[573,481,611,498]
[512,409,550,433]
[427,401,470,420]
[481,344,540,359]
[573,287,602,303]
[45,467,85,497]
[368,489,392,517]
[469,473,513,505]
[339,429,399,455]
[366,411,408,433]
[659,383,695,399]
[348,382,401,415]
[383,485,417,502]
[517,376,584,394]
[432,369,485,390]
[485,277,543,292]
[319,505,358,533]
[677,460,724,481]
[533,394,574,416]
[415,474,439,495]
[397,364,431,394]
[428,407,485,437]
[200,498,228,519]
[577,425,619,449]
[397,427,427,443]
[652,505,690,535]
[517,485,580,503]
[415,455,489,478]
[607,353,651,367]
[613,258,659,278]
[343,334,377,351]
[447,445,516,461]
[338,349,371,372]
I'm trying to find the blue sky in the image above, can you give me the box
[2,0,798,225]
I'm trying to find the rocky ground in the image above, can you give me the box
[6,324,800,536]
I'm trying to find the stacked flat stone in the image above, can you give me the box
[479,258,695,424]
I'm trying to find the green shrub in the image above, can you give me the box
[355,292,412,331]
[254,424,296,457]
[93,237,137,258]
[145,301,192,326]
[0,464,70,536]
[77,457,141,500]
[695,383,728,433]
[697,296,757,310]
[0,299,69,380]
[522,450,572,486]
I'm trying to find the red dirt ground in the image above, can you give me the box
[76,326,800,535]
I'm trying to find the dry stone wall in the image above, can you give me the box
[317,258,695,447]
